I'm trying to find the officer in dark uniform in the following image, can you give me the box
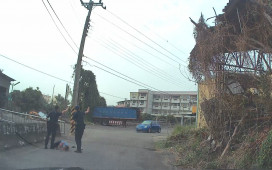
[45,105,68,149]
[72,105,89,153]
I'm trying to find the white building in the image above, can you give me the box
[128,89,197,117]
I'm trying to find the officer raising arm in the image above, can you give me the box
[45,105,69,149]
[73,106,90,153]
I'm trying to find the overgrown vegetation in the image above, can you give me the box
[181,1,272,168]
[158,125,272,169]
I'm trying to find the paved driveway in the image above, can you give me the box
[0,124,177,170]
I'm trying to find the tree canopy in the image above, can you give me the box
[78,69,107,121]
[11,87,48,112]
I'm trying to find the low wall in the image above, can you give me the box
[0,122,47,151]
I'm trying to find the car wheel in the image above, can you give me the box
[158,128,161,133]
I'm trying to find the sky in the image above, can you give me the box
[0,0,229,106]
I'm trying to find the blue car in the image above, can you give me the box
[136,120,161,133]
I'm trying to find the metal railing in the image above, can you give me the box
[0,108,65,134]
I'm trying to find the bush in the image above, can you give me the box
[257,130,272,168]
[140,113,154,121]
[172,125,195,137]
[166,115,178,124]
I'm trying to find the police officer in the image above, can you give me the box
[45,105,68,149]
[72,105,89,153]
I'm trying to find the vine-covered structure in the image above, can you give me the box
[189,0,272,151]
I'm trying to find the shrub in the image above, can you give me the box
[257,130,272,168]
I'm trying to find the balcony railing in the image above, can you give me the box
[162,98,170,102]
[153,105,161,109]
[171,106,180,110]
[130,103,138,107]
[153,98,161,102]
[171,99,180,103]
[161,106,170,110]
[139,96,147,100]
[138,103,146,107]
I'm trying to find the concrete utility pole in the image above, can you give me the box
[72,0,106,106]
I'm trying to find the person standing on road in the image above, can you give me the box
[45,105,68,149]
[72,105,89,153]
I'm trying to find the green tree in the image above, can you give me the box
[78,69,107,121]
[140,113,154,121]
[55,94,70,110]
[11,87,47,112]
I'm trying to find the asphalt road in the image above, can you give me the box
[0,124,178,170]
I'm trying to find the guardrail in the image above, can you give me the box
[0,108,65,134]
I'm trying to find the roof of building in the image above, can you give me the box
[0,72,15,82]
[151,91,197,95]
[131,89,197,95]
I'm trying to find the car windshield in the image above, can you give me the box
[142,121,151,125]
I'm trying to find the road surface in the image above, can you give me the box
[0,124,177,170]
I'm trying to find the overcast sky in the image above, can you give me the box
[0,0,228,106]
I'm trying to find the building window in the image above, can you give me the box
[140,93,146,98]
[172,96,179,100]
[140,101,144,105]
[181,103,189,107]
[181,95,189,100]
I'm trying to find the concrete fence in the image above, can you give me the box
[0,121,47,151]
[0,108,66,151]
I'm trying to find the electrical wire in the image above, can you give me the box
[106,10,187,63]
[86,62,173,95]
[94,13,185,66]
[99,92,125,100]
[90,37,186,88]
[84,56,163,90]
[144,25,187,55]
[47,3,191,87]
[102,38,184,86]
[0,53,125,100]
[105,37,185,84]
[46,0,79,49]
[41,0,78,55]
[0,53,71,84]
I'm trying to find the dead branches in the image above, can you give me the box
[220,115,247,160]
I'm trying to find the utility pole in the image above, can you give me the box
[72,0,106,106]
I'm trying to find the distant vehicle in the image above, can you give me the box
[93,107,140,126]
[136,120,161,133]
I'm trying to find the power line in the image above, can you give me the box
[46,0,79,49]
[86,62,184,96]
[41,0,78,55]
[94,13,185,66]
[40,4,187,88]
[106,10,187,63]
[105,37,184,85]
[110,33,179,69]
[86,62,171,95]
[89,37,186,88]
[0,53,71,84]
[99,92,125,100]
[144,25,187,55]
[0,53,125,100]
[84,56,163,90]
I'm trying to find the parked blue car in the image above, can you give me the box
[136,120,161,133]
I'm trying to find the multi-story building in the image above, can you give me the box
[127,89,197,117]
[116,100,130,107]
